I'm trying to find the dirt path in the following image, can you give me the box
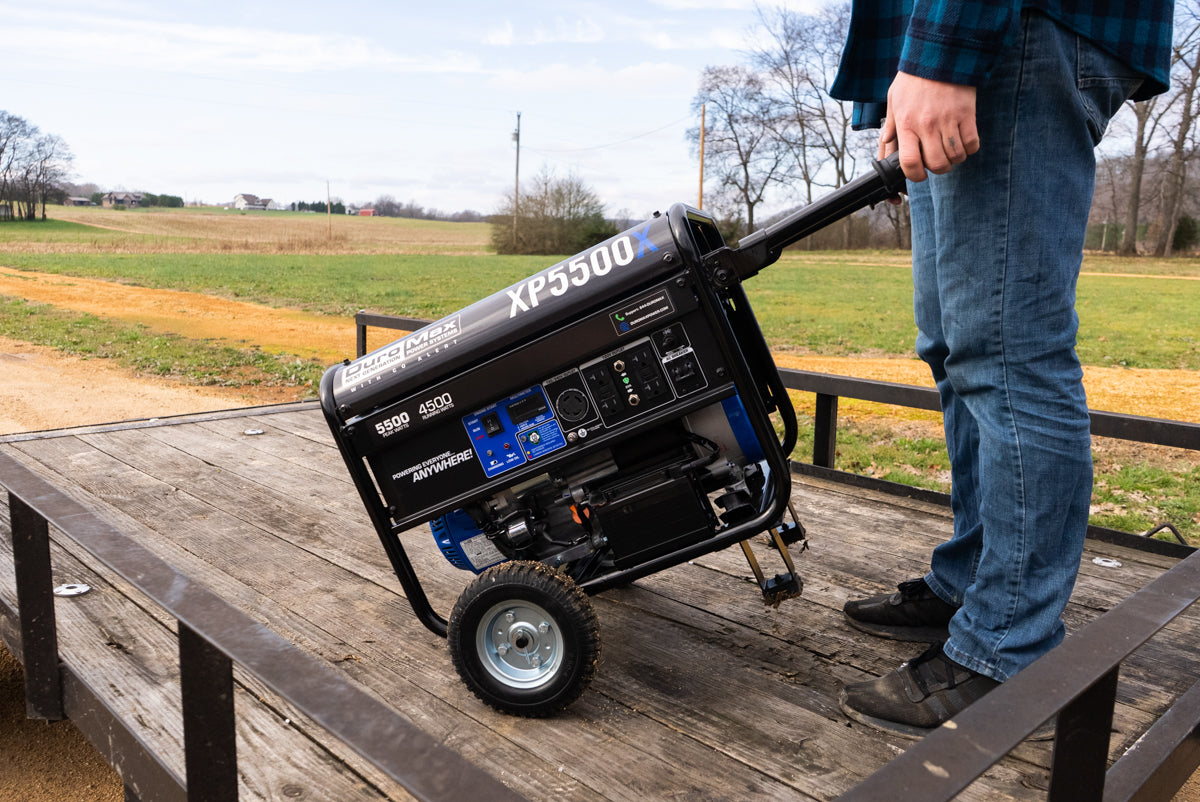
[0,265,358,363]
[0,268,1197,800]
[2,264,1197,424]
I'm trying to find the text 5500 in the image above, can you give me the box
[374,413,411,437]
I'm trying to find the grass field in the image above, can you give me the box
[1,205,1198,542]
[0,206,492,255]
[1,248,1197,370]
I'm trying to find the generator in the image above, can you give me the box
[320,154,904,716]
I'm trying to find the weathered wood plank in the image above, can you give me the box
[2,408,1197,802]
[3,435,813,799]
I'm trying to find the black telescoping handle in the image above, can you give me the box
[705,152,906,286]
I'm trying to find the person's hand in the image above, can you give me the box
[878,71,979,182]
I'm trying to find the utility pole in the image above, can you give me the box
[326,180,332,241]
[513,112,521,246]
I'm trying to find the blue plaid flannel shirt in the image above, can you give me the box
[831,0,1174,129]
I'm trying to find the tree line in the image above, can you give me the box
[690,2,1200,255]
[360,195,486,222]
[0,111,74,221]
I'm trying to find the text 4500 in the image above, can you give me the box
[374,412,411,438]
[419,392,454,419]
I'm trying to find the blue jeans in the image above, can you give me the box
[909,12,1144,682]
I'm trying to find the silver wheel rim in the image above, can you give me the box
[476,599,564,689]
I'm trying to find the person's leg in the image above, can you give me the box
[842,10,1144,733]
[925,9,1144,681]
[909,178,986,610]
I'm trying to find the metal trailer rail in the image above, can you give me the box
[355,309,1200,800]
[0,448,522,802]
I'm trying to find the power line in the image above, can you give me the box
[524,114,692,153]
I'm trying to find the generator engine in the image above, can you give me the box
[320,155,905,716]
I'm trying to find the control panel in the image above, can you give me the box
[463,386,568,479]
[460,324,709,480]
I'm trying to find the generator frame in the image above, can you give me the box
[320,154,905,715]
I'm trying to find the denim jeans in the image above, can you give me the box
[908,11,1145,681]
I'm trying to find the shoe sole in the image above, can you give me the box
[838,689,1056,741]
[843,612,951,644]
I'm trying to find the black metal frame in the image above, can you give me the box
[0,450,522,802]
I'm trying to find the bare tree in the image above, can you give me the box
[491,168,616,255]
[27,134,72,220]
[690,64,789,235]
[0,112,73,221]
[1151,5,1200,256]
[746,2,878,247]
[750,3,864,190]
[1118,97,1169,254]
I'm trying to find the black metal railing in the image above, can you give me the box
[0,450,522,802]
[354,310,1200,801]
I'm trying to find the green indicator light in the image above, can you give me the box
[622,377,631,384]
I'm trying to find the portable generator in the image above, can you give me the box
[320,154,904,716]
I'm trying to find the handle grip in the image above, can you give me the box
[706,152,906,286]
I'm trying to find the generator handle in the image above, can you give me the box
[703,152,906,287]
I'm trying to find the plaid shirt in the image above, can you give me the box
[831,0,1174,128]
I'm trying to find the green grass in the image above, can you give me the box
[747,260,920,357]
[3,250,1197,368]
[0,219,131,245]
[1090,462,1200,541]
[0,296,325,392]
[788,410,1200,543]
[0,252,546,318]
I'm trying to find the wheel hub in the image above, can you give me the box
[478,601,563,688]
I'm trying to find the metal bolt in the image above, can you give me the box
[538,621,550,633]
[531,655,542,668]
[497,643,510,656]
[504,611,515,623]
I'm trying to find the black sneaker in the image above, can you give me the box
[839,643,1055,741]
[843,578,957,642]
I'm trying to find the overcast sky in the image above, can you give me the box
[6,0,823,217]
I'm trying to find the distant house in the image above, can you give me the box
[358,208,376,217]
[64,197,92,206]
[233,193,273,211]
[102,192,144,208]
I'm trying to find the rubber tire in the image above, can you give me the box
[448,560,600,717]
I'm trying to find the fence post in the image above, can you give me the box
[9,491,64,720]
[1047,665,1120,801]
[813,393,839,468]
[179,622,237,801]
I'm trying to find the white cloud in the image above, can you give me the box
[483,21,516,46]
[487,60,692,96]
[647,0,756,9]
[5,12,483,76]
[482,16,606,46]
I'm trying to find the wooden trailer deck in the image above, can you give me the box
[1,402,1197,800]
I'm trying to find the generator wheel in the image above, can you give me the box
[448,560,600,717]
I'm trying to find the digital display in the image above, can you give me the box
[506,394,548,426]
